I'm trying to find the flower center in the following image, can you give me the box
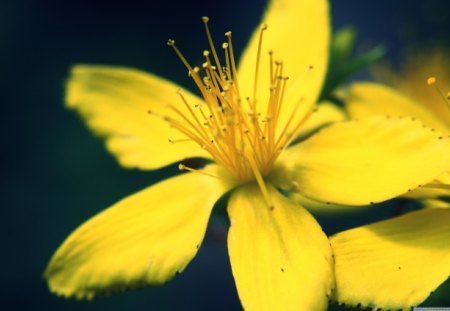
[151,17,314,187]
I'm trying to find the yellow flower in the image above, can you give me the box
[44,1,450,310]
[330,50,450,310]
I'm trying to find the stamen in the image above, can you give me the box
[427,76,450,109]
[178,163,219,178]
[176,89,210,139]
[268,50,274,84]
[225,31,241,99]
[165,19,316,189]
[247,155,272,206]
[167,39,194,72]
[202,16,224,81]
[253,24,268,103]
[168,138,191,144]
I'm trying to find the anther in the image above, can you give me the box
[202,16,209,23]
[222,42,228,49]
[167,39,175,46]
[427,76,436,86]
[225,31,232,37]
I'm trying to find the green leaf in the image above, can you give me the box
[320,26,386,103]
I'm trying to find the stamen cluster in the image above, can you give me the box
[151,17,314,184]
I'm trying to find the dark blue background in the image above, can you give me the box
[3,0,449,310]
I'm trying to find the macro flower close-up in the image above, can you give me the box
[5,0,450,310]
[40,0,450,310]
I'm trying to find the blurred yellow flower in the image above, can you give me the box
[44,2,450,310]
[331,49,450,310]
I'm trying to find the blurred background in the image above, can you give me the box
[3,0,449,310]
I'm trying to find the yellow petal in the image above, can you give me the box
[274,117,450,205]
[347,82,449,134]
[423,198,450,209]
[404,171,450,199]
[66,65,209,170]
[237,0,330,132]
[374,50,450,126]
[227,184,333,311]
[295,101,347,140]
[330,208,450,309]
[44,165,230,299]
[289,192,364,214]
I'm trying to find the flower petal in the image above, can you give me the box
[44,165,230,299]
[330,208,450,310]
[289,192,363,214]
[237,0,330,131]
[274,117,450,205]
[374,50,450,126]
[295,102,346,141]
[423,199,450,209]
[346,82,449,134]
[66,65,209,170]
[404,171,450,199]
[227,184,333,311]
